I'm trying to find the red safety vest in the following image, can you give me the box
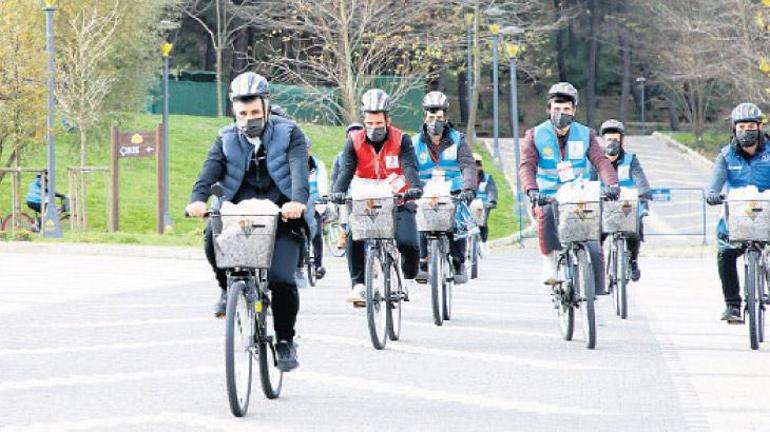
[352,127,409,193]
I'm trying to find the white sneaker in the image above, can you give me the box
[403,279,417,302]
[541,253,558,285]
[479,241,489,258]
[346,284,366,308]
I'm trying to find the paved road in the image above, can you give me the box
[2,247,769,431]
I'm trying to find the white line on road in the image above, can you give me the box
[293,371,617,417]
[0,338,220,357]
[32,317,210,329]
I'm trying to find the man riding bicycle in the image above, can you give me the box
[295,136,328,288]
[706,102,770,323]
[412,91,477,285]
[590,119,651,282]
[186,72,313,372]
[474,153,498,243]
[331,89,423,307]
[518,82,619,290]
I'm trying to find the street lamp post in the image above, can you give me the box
[501,25,524,244]
[636,77,647,135]
[159,20,179,233]
[42,0,61,238]
[465,12,474,121]
[485,6,504,169]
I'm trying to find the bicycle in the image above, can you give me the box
[541,191,608,350]
[724,197,769,350]
[467,198,487,280]
[603,190,642,320]
[1,194,70,232]
[345,193,407,350]
[323,203,347,258]
[417,194,462,326]
[187,185,285,416]
[303,228,317,287]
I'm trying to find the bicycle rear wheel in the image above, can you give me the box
[257,288,283,399]
[366,245,389,349]
[1,212,37,233]
[469,234,479,280]
[746,251,760,350]
[387,261,402,341]
[429,238,444,327]
[577,248,597,350]
[759,258,766,344]
[325,221,346,257]
[225,281,254,417]
[617,238,628,320]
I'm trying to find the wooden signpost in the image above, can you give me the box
[110,124,166,233]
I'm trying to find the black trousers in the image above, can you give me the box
[718,239,745,308]
[419,232,467,271]
[601,219,645,262]
[204,219,302,342]
[299,212,323,268]
[346,205,420,286]
[479,208,492,242]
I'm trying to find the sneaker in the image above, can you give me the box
[213,290,227,318]
[275,340,299,372]
[721,306,742,323]
[316,265,326,280]
[403,279,417,302]
[541,253,558,285]
[479,241,489,258]
[454,264,468,285]
[415,261,429,284]
[295,269,308,289]
[346,284,366,308]
[630,260,641,282]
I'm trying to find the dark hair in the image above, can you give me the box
[547,96,575,109]
[232,95,260,104]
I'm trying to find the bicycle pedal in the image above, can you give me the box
[727,318,744,325]
[352,301,366,308]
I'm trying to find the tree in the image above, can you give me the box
[183,0,259,117]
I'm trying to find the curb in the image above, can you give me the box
[0,241,204,260]
[651,132,714,170]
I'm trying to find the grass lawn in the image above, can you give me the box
[665,131,730,160]
[1,113,517,245]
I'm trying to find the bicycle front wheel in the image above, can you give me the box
[443,252,453,321]
[387,261,402,341]
[577,248,597,350]
[366,245,389,349]
[225,281,254,417]
[469,234,479,280]
[429,238,444,327]
[557,256,575,341]
[257,289,283,399]
[617,238,628,320]
[325,221,346,257]
[759,257,766,344]
[747,251,760,350]
[1,212,37,233]
[306,241,316,287]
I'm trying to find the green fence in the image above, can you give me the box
[147,74,425,128]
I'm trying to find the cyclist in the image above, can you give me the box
[25,173,67,231]
[331,89,423,307]
[186,71,314,372]
[518,82,619,290]
[330,123,365,250]
[706,102,770,323]
[295,136,328,287]
[473,153,498,243]
[412,91,477,285]
[590,119,651,282]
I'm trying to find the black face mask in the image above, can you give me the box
[237,118,265,138]
[426,120,446,137]
[366,126,388,143]
[551,112,574,130]
[736,129,759,148]
[605,139,621,157]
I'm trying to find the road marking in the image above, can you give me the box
[407,306,552,321]
[0,412,281,432]
[301,333,607,370]
[32,317,210,329]
[293,371,617,417]
[97,303,211,309]
[0,338,220,357]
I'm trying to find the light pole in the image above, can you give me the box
[42,0,61,238]
[159,20,179,232]
[485,6,504,169]
[465,12,474,121]
[636,76,647,135]
[502,25,524,244]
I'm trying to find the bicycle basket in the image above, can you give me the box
[214,213,279,269]
[557,200,602,242]
[349,197,395,240]
[416,195,455,232]
[602,199,639,234]
[727,199,770,242]
[453,200,480,239]
[469,198,487,227]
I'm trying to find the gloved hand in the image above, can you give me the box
[706,192,724,206]
[638,191,653,201]
[458,189,476,203]
[526,189,541,207]
[404,188,423,200]
[330,192,347,204]
[485,201,497,210]
[604,185,620,201]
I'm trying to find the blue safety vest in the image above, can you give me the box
[534,120,591,195]
[309,156,321,198]
[477,173,492,203]
[717,142,770,241]
[413,129,464,191]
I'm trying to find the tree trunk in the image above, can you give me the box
[554,0,568,81]
[619,33,631,124]
[214,0,224,117]
[667,96,680,131]
[466,6,481,142]
[79,127,88,228]
[585,0,600,128]
[458,69,468,124]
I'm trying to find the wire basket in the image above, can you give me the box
[469,198,487,227]
[602,199,639,234]
[727,200,770,242]
[349,197,395,240]
[557,201,602,243]
[214,214,279,269]
[416,196,456,232]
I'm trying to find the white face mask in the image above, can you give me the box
[247,136,261,153]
